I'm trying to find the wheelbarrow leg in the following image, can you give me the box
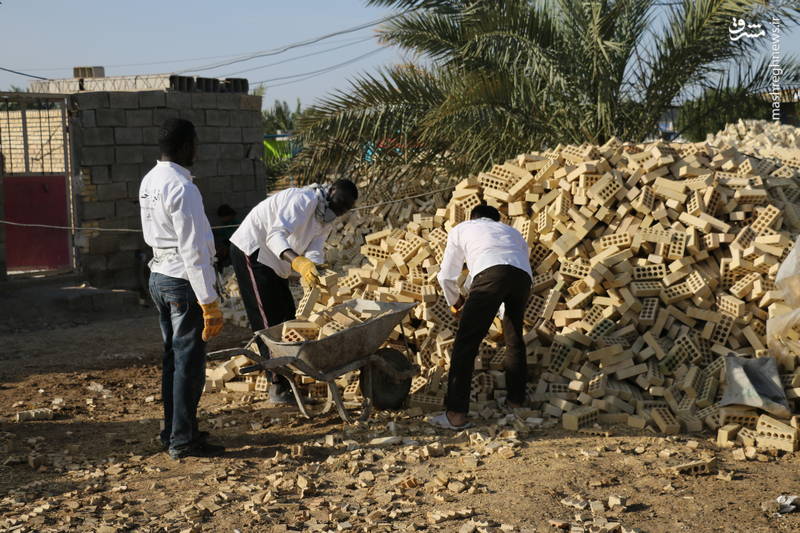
[326,380,352,424]
[276,370,313,419]
[321,382,336,415]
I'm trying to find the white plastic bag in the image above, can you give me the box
[767,234,800,367]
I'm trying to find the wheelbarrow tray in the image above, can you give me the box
[257,299,417,374]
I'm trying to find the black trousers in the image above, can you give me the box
[445,265,532,414]
[230,244,296,331]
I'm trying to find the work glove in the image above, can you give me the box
[199,300,224,342]
[291,255,320,286]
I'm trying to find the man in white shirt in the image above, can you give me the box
[140,118,224,459]
[431,205,532,429]
[229,179,358,402]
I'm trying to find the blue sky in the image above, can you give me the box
[0,0,798,109]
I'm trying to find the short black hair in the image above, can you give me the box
[217,204,236,217]
[331,178,358,200]
[470,204,500,221]
[158,118,196,157]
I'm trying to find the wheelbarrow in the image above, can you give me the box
[208,299,419,423]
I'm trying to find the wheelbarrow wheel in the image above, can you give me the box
[360,348,413,410]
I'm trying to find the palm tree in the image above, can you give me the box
[295,0,800,184]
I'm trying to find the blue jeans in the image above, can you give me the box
[149,272,206,450]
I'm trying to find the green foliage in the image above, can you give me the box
[295,0,800,184]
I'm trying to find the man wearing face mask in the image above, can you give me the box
[229,179,358,402]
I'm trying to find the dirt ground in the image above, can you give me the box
[2,303,800,533]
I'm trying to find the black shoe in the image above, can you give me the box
[169,441,225,459]
[161,430,210,450]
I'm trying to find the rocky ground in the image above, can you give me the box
[2,308,800,533]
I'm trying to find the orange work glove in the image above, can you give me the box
[291,256,320,286]
[199,300,224,342]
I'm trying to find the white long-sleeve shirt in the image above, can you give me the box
[139,161,218,304]
[437,218,532,306]
[229,186,332,278]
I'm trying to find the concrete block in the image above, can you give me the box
[115,146,145,164]
[115,199,140,218]
[139,91,166,108]
[88,165,111,184]
[216,93,241,109]
[191,159,215,178]
[126,109,153,127]
[109,92,140,108]
[219,144,244,159]
[242,126,263,143]
[80,109,96,127]
[96,182,129,201]
[230,110,261,127]
[217,158,241,174]
[81,201,115,220]
[179,108,205,126]
[107,250,135,270]
[196,144,220,161]
[82,127,114,146]
[141,145,160,162]
[96,108,127,126]
[191,92,217,109]
[219,127,242,143]
[142,126,160,145]
[87,233,121,255]
[74,91,109,109]
[210,175,232,193]
[153,108,180,126]
[165,91,192,109]
[127,180,142,198]
[114,127,143,145]
[81,146,115,165]
[232,174,255,191]
[206,109,230,126]
[110,163,143,183]
[196,126,220,143]
[240,94,262,110]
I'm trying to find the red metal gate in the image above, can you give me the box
[3,175,70,270]
[0,93,73,272]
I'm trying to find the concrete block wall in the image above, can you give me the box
[72,90,266,289]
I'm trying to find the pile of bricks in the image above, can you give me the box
[716,408,800,457]
[204,354,267,394]
[310,137,800,434]
[323,171,451,269]
[706,119,800,171]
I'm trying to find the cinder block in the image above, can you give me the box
[114,127,143,145]
[218,127,243,143]
[96,108,127,126]
[206,109,230,127]
[81,146,115,165]
[82,127,115,146]
[81,201,115,220]
[115,146,145,164]
[74,91,110,109]
[96,182,129,202]
[125,109,153,127]
[139,91,166,108]
[109,92,140,108]
[165,91,192,109]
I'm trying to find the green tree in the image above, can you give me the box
[295,0,800,183]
